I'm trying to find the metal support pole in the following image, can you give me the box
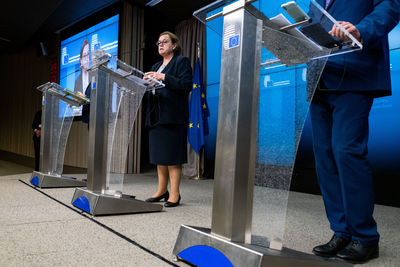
[86,67,109,193]
[210,3,261,244]
[189,151,204,180]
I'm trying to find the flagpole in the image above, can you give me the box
[190,148,205,180]
[190,41,206,180]
[197,41,201,59]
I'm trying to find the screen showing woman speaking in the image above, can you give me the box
[59,14,119,117]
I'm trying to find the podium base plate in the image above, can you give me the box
[71,187,163,216]
[30,171,86,188]
[173,225,352,267]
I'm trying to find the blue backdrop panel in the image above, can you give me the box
[389,24,400,50]
[368,48,400,173]
[204,83,220,161]
[258,70,296,165]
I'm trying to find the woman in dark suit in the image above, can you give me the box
[144,31,192,207]
[74,39,91,95]
[74,39,91,124]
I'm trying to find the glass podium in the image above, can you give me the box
[173,0,359,266]
[30,82,88,188]
[71,50,165,215]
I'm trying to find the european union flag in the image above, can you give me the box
[188,58,209,154]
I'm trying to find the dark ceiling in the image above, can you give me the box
[0,0,214,55]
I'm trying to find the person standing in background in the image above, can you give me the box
[309,0,400,264]
[32,110,42,171]
[144,31,192,208]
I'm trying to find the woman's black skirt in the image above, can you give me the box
[149,124,187,165]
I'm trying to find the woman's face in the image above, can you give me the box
[157,34,175,57]
[80,44,90,70]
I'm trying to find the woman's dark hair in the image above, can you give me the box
[159,31,181,55]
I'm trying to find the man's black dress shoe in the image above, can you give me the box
[336,240,379,264]
[164,195,181,207]
[145,191,169,202]
[312,235,351,257]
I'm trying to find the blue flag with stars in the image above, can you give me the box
[188,58,209,154]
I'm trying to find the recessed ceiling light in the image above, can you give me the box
[0,37,12,43]
[146,0,163,6]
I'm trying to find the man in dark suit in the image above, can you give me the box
[32,110,42,171]
[309,0,400,263]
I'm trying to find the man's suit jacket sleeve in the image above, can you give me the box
[356,0,400,47]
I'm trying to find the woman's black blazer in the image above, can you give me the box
[145,55,193,127]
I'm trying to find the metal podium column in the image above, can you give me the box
[211,1,261,244]
[86,66,109,193]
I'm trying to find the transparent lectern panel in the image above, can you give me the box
[53,103,74,175]
[37,82,86,176]
[252,56,327,247]
[196,0,312,34]
[199,0,264,37]
[200,0,361,68]
[92,49,165,90]
[261,0,362,67]
[89,53,158,196]
[104,80,147,195]
[194,0,238,30]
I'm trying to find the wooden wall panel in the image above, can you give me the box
[0,45,49,159]
[120,3,145,174]
[63,122,88,168]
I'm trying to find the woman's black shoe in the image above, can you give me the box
[164,195,181,207]
[145,191,169,202]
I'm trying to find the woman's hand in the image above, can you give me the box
[144,71,165,81]
[76,91,86,97]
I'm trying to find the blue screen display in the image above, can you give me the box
[205,1,400,175]
[389,24,400,50]
[368,49,400,172]
[59,14,119,116]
